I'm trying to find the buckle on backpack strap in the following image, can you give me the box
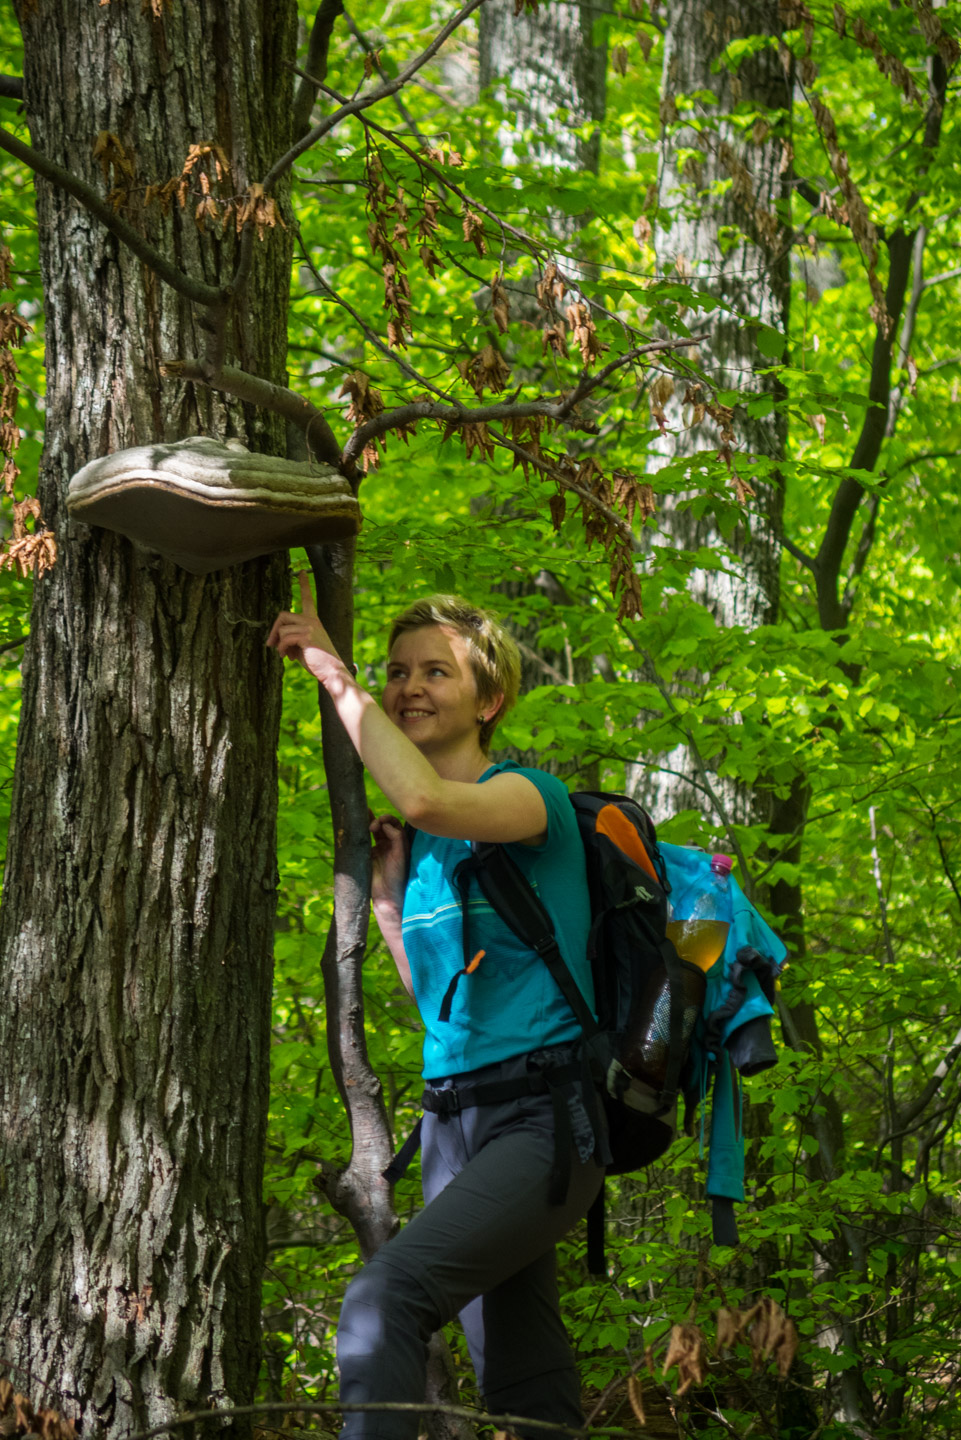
[421,1086,460,1116]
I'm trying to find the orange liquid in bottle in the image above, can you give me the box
[666,918,730,973]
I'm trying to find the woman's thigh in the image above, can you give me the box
[386,1115,602,1321]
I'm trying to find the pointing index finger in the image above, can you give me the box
[297,570,318,616]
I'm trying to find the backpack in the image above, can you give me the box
[452,791,784,1269]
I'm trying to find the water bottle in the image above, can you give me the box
[618,862,729,1096]
[666,853,733,973]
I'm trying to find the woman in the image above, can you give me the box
[268,577,604,1440]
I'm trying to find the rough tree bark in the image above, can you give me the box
[477,0,608,781]
[635,0,791,829]
[653,0,789,629]
[479,0,608,173]
[0,3,297,1432]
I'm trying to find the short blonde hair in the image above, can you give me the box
[388,595,521,754]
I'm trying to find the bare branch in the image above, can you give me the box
[513,638,571,687]
[0,76,23,100]
[885,225,927,438]
[161,359,344,468]
[613,635,756,892]
[916,356,961,376]
[293,0,346,139]
[125,1397,625,1440]
[298,79,662,349]
[812,54,948,630]
[341,338,703,466]
[0,634,26,654]
[897,1022,961,1133]
[0,124,225,309]
[262,0,488,193]
[297,239,455,401]
[342,8,428,143]
[781,533,817,572]
[301,70,543,262]
[886,447,960,477]
[921,265,961,289]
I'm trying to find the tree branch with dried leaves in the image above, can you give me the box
[0,125,225,308]
[340,338,704,466]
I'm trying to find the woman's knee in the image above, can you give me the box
[337,1255,438,1371]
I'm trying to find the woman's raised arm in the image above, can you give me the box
[267,574,546,844]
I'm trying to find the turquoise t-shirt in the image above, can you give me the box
[402,761,595,1079]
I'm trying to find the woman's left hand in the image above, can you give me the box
[267,572,346,684]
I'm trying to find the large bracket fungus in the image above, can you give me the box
[67,435,361,574]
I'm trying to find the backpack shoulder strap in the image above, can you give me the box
[458,841,599,1039]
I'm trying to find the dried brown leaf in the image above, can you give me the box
[565,301,607,367]
[626,1374,646,1425]
[541,322,568,357]
[747,1297,795,1372]
[92,130,134,188]
[549,491,566,531]
[461,422,495,461]
[649,373,675,410]
[633,214,652,246]
[416,198,441,239]
[339,372,385,425]
[491,274,511,334]
[463,343,511,397]
[419,246,443,278]
[716,1306,744,1350]
[12,1394,33,1431]
[731,469,755,503]
[903,0,961,64]
[535,261,566,311]
[662,1323,707,1395]
[462,206,487,257]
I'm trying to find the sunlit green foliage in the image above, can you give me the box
[3,0,961,1431]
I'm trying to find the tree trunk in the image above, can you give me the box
[477,0,607,782]
[0,3,297,1433]
[635,0,791,828]
[654,0,789,626]
[479,0,608,173]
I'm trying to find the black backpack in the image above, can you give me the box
[388,793,768,1269]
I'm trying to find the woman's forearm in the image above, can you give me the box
[372,899,414,998]
[321,666,445,821]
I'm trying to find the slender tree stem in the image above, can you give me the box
[293,0,347,138]
[125,1397,634,1440]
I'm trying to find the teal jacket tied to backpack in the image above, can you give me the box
[661,843,787,1224]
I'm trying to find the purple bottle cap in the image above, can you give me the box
[711,853,734,876]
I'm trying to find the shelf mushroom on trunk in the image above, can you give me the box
[67,435,361,573]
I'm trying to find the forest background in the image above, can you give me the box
[1,0,960,1438]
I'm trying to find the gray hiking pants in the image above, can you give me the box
[336,1051,604,1440]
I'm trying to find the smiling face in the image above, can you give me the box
[383,624,500,764]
